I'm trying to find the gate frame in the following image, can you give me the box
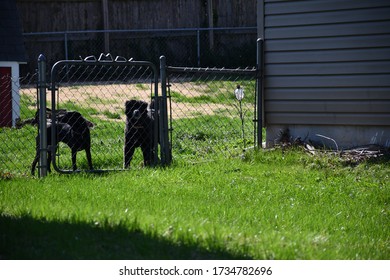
[37,54,48,177]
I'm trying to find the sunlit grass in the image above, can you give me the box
[1,149,389,259]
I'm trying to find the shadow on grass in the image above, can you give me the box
[0,215,249,260]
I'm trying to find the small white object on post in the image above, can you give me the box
[234,84,244,101]
[234,84,246,150]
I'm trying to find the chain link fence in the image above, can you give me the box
[2,30,261,177]
[1,60,159,177]
[1,73,38,177]
[1,64,259,177]
[166,66,258,164]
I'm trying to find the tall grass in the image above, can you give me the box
[1,149,389,259]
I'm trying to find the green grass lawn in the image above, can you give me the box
[1,149,389,260]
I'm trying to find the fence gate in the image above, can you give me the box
[37,54,170,176]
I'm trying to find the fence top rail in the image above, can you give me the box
[23,26,257,36]
[49,54,159,95]
[166,66,258,75]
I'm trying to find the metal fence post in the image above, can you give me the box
[197,29,201,66]
[256,38,264,149]
[159,56,172,166]
[64,32,69,61]
[37,54,48,177]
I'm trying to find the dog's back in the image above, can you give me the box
[58,111,93,133]
[57,111,93,151]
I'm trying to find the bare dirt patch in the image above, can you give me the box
[20,83,242,121]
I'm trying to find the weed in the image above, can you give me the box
[102,110,121,120]
[135,83,149,90]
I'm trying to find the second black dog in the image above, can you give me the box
[124,100,155,168]
[31,110,94,175]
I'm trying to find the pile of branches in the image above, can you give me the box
[276,129,390,164]
[341,145,389,163]
[305,143,389,164]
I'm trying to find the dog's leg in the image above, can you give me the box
[86,148,93,170]
[32,147,53,175]
[71,149,77,171]
[31,146,52,174]
[124,142,135,169]
[31,149,39,176]
[31,134,41,175]
[141,145,153,167]
[124,146,135,168]
[124,130,134,168]
[47,150,52,173]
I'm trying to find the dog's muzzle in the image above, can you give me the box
[132,109,141,119]
[131,109,143,129]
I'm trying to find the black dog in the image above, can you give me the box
[124,100,155,168]
[31,110,93,175]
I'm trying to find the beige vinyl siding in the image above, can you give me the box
[261,0,390,126]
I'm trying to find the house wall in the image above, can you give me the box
[258,0,390,148]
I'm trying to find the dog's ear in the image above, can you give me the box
[125,101,131,116]
[125,100,137,117]
[149,98,158,113]
[86,120,94,128]
[140,101,148,113]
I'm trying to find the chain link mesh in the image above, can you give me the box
[2,50,258,177]
[166,68,257,164]
[1,73,38,177]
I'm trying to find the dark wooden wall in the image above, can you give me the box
[16,0,258,73]
[16,0,257,33]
